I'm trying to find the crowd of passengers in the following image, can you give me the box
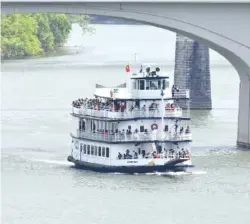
[72,97,180,112]
[72,84,181,108]
[117,148,190,160]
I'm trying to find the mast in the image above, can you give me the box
[160,87,165,140]
[134,53,137,63]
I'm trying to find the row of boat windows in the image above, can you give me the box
[133,79,169,90]
[80,144,109,158]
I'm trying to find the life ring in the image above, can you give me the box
[151,123,158,130]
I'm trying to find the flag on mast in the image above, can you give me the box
[125,64,130,72]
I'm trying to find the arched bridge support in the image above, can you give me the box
[1,1,250,148]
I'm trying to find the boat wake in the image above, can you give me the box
[32,159,73,166]
[112,170,207,176]
[145,170,207,177]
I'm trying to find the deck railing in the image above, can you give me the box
[172,89,190,99]
[115,154,190,160]
[75,130,192,142]
[131,89,190,99]
[72,107,185,119]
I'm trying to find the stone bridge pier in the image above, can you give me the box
[174,34,212,109]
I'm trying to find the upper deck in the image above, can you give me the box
[71,65,191,121]
[94,65,190,100]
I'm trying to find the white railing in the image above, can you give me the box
[114,154,190,161]
[72,107,184,119]
[75,130,192,142]
[131,89,190,99]
[172,89,190,99]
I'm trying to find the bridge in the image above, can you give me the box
[2,0,250,148]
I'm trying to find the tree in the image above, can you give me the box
[47,14,72,47]
[31,13,54,51]
[1,13,93,59]
[1,14,42,58]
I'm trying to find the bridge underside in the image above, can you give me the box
[1,1,250,148]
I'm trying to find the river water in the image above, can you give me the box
[1,24,250,224]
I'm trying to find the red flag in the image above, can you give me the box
[125,64,130,72]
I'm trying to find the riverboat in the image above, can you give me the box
[68,64,194,173]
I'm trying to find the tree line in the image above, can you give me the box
[1,14,93,59]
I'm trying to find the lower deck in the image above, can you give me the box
[70,138,192,169]
[68,156,194,173]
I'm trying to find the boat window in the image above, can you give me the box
[162,79,169,89]
[91,146,94,155]
[94,146,97,156]
[139,80,145,90]
[140,125,144,132]
[158,80,161,89]
[80,144,83,152]
[162,79,165,89]
[132,81,137,90]
[83,120,85,130]
[98,146,101,156]
[106,147,109,158]
[84,144,87,154]
[102,147,105,157]
[74,140,79,149]
[111,123,115,132]
[146,80,150,90]
[87,145,90,155]
[164,125,169,132]
[150,80,159,90]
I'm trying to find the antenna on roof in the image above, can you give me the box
[134,53,137,63]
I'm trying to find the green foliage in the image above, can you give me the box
[1,13,92,59]
[47,14,72,47]
[31,13,54,51]
[1,14,42,58]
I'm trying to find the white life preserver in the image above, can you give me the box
[151,123,158,130]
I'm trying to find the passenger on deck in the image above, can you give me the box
[181,148,186,158]
[180,127,184,134]
[134,151,138,159]
[125,149,132,159]
[185,126,191,134]
[118,152,122,159]
[142,105,146,112]
[126,129,132,135]
[171,85,179,97]
[174,123,178,134]
[165,103,171,110]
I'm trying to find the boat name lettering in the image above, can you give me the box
[127,161,138,164]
